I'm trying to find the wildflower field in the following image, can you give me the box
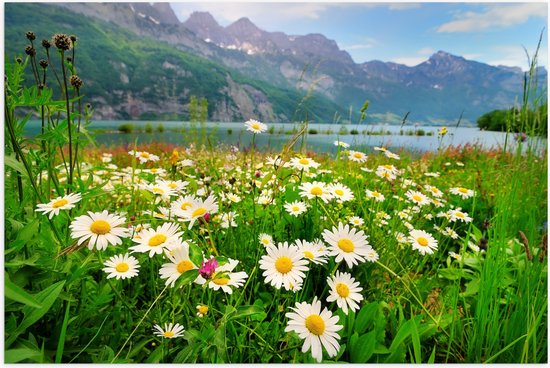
[4,32,548,364]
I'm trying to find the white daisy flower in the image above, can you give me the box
[294,239,329,265]
[285,297,343,363]
[220,211,239,228]
[424,185,443,198]
[405,190,430,206]
[347,150,368,163]
[284,200,308,216]
[327,271,364,315]
[180,194,219,229]
[322,222,374,268]
[290,156,321,171]
[195,258,248,294]
[348,216,364,227]
[259,233,274,247]
[171,194,198,219]
[159,244,198,287]
[152,323,185,339]
[384,150,400,160]
[102,253,140,280]
[36,192,82,219]
[129,150,159,164]
[259,242,309,291]
[449,187,475,199]
[365,189,385,202]
[449,208,473,223]
[196,305,209,318]
[328,183,354,202]
[333,140,350,148]
[244,119,267,134]
[129,222,183,257]
[299,181,332,203]
[70,210,129,251]
[409,229,438,255]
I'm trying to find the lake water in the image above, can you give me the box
[24,120,544,154]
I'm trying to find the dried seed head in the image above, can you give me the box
[39,59,48,68]
[70,75,83,89]
[24,45,36,56]
[53,33,72,51]
[69,35,77,42]
[16,57,22,64]
[66,57,72,63]
[41,39,51,49]
[26,31,36,41]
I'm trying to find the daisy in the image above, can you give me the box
[328,183,354,202]
[365,189,385,202]
[333,140,350,148]
[142,182,178,201]
[152,323,185,339]
[373,146,387,152]
[244,119,267,134]
[180,195,219,229]
[70,210,129,251]
[36,192,82,219]
[130,222,183,257]
[450,187,475,199]
[365,248,379,262]
[102,253,140,280]
[161,179,189,193]
[285,297,343,363]
[259,233,274,247]
[171,194,198,219]
[424,185,443,198]
[347,150,368,163]
[326,271,363,315]
[375,165,397,181]
[195,258,248,294]
[348,216,364,227]
[220,211,239,228]
[409,229,438,255]
[265,155,289,168]
[129,150,159,164]
[159,244,198,287]
[321,222,374,268]
[284,200,308,216]
[405,190,430,206]
[290,156,321,171]
[384,150,400,160]
[449,208,473,223]
[196,305,209,318]
[299,181,332,203]
[395,232,408,244]
[294,239,329,265]
[259,242,309,291]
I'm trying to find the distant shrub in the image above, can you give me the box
[350,129,359,135]
[338,127,349,135]
[268,126,275,134]
[227,129,233,135]
[118,123,134,133]
[416,129,426,136]
[426,131,434,136]
[145,123,153,133]
[308,128,318,135]
[157,123,165,133]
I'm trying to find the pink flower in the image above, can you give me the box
[199,257,218,280]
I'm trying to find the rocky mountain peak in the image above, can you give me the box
[151,3,180,25]
[226,17,263,37]
[185,11,220,29]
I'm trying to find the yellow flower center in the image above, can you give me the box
[310,187,323,196]
[148,234,167,247]
[177,260,194,274]
[163,331,175,338]
[353,152,363,159]
[152,187,164,194]
[212,276,230,285]
[168,183,178,189]
[417,237,429,247]
[139,152,150,159]
[52,198,69,208]
[180,202,192,210]
[198,305,209,315]
[412,194,423,202]
[251,122,261,130]
[305,314,325,336]
[335,282,350,298]
[299,158,310,165]
[455,212,465,218]
[458,187,468,193]
[303,251,315,259]
[90,220,111,235]
[275,256,293,274]
[191,207,207,218]
[372,191,380,197]
[334,189,344,196]
[384,165,393,170]
[337,238,355,253]
[261,238,270,245]
[292,206,301,212]
[151,169,158,173]
[115,262,129,273]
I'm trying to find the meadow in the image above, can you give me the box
[4,32,548,364]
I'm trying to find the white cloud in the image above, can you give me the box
[390,56,426,67]
[488,45,548,70]
[437,3,547,33]
[417,47,435,56]
[388,3,421,11]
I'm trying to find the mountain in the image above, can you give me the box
[5,3,546,125]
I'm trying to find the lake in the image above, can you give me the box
[24,120,543,154]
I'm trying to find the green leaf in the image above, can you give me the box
[188,242,204,266]
[5,276,42,308]
[5,348,43,363]
[355,302,378,334]
[174,269,199,289]
[4,154,26,175]
[428,345,437,363]
[55,301,71,363]
[410,317,422,363]
[6,280,66,347]
[228,305,264,321]
[350,330,377,363]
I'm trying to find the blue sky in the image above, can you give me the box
[170,2,548,70]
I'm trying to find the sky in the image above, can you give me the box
[170,1,548,70]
